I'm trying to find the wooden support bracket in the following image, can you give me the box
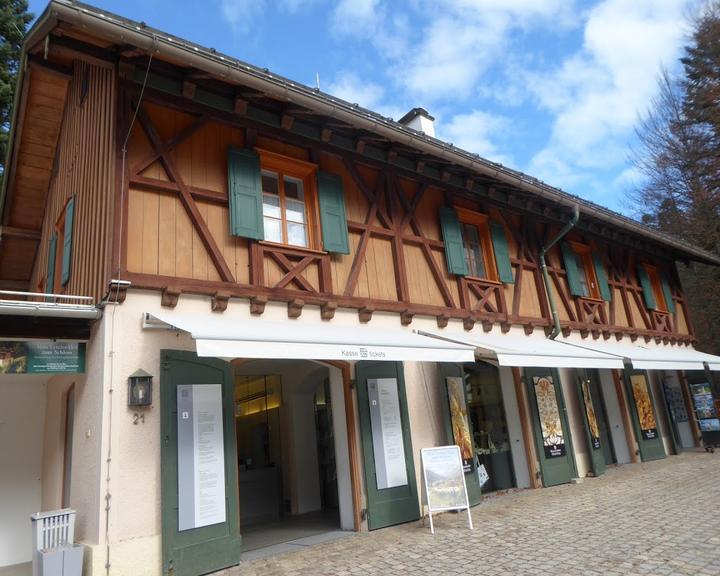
[523,323,534,335]
[107,282,128,304]
[482,320,493,333]
[500,322,511,334]
[161,286,181,308]
[591,329,600,340]
[436,314,449,329]
[250,296,267,315]
[400,310,414,326]
[561,327,571,338]
[211,291,230,312]
[321,301,338,320]
[463,317,476,331]
[288,299,304,319]
[358,305,374,323]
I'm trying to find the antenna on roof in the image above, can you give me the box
[316,72,320,91]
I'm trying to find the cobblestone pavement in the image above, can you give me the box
[221,451,720,576]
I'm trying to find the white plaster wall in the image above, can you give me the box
[328,366,354,530]
[0,375,46,567]
[558,368,589,478]
[498,367,530,489]
[598,369,632,464]
[662,371,694,449]
[403,361,446,511]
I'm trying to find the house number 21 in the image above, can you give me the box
[133,413,146,425]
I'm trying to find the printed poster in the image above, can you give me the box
[691,383,720,432]
[0,341,85,374]
[630,374,658,440]
[421,446,468,511]
[446,376,474,473]
[581,379,601,450]
[533,376,566,458]
[368,378,409,490]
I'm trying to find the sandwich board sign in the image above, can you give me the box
[420,445,473,534]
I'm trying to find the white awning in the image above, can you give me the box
[416,330,624,369]
[145,312,476,363]
[562,340,720,372]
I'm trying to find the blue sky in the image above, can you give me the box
[30,0,699,214]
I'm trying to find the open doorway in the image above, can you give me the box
[233,360,353,554]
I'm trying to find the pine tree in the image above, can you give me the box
[0,0,33,173]
[632,1,720,354]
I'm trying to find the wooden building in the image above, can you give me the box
[1,2,720,575]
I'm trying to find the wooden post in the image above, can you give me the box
[511,367,542,489]
[611,369,640,463]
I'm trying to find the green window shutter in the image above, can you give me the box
[637,264,657,310]
[592,253,612,301]
[227,148,264,240]
[660,274,675,314]
[489,220,514,283]
[61,197,75,286]
[317,171,350,254]
[561,242,584,297]
[439,206,468,276]
[46,233,57,297]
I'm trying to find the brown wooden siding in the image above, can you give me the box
[31,61,116,301]
[120,93,691,341]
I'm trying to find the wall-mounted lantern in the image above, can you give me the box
[128,369,153,407]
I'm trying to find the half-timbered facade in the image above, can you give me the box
[2,2,720,575]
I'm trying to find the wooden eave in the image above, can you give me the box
[0,59,70,289]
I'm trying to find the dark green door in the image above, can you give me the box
[356,361,420,530]
[161,350,240,576]
[623,369,666,462]
[437,363,481,506]
[659,378,681,454]
[525,367,575,487]
[576,369,606,476]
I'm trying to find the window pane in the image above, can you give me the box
[287,222,307,247]
[284,176,304,201]
[263,194,281,218]
[574,252,590,297]
[262,171,279,195]
[263,217,282,243]
[286,199,305,224]
[462,223,486,278]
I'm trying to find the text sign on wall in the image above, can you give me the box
[0,341,85,374]
[368,378,408,490]
[177,384,227,531]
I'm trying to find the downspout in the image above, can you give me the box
[540,204,580,340]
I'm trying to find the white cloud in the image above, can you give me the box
[325,72,406,120]
[331,0,382,37]
[527,0,691,190]
[438,110,515,167]
[220,0,266,30]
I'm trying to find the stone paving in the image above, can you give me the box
[221,451,720,576]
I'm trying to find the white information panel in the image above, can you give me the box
[421,445,473,534]
[177,384,226,531]
[368,378,408,489]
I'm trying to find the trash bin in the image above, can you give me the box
[30,509,84,576]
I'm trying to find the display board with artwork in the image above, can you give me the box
[691,383,720,432]
[421,445,473,534]
[581,379,601,450]
[630,374,658,440]
[445,376,474,473]
[533,376,566,458]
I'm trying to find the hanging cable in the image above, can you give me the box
[104,48,155,576]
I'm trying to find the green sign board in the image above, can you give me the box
[0,341,85,374]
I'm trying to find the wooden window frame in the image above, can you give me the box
[568,240,602,301]
[643,263,668,313]
[455,207,499,283]
[49,198,72,294]
[256,148,320,251]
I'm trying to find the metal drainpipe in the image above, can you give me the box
[540,204,580,340]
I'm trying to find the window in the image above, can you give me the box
[456,207,498,281]
[562,241,602,300]
[258,150,318,249]
[644,264,668,312]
